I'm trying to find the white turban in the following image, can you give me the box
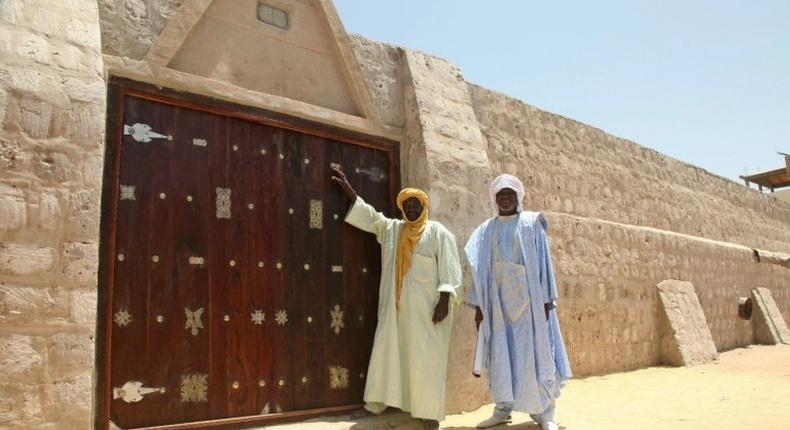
[489,173,525,216]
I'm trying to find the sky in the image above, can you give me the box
[333,0,790,184]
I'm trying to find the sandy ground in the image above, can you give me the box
[262,344,790,430]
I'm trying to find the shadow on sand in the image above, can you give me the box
[262,408,565,430]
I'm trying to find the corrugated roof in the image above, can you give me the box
[740,155,790,190]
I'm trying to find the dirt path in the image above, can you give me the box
[263,345,790,430]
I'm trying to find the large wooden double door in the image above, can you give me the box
[97,79,399,429]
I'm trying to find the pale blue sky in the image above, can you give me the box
[334,1,790,184]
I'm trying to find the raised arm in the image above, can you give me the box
[331,165,394,240]
[331,166,357,210]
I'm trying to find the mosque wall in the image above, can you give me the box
[0,1,788,428]
[468,85,790,252]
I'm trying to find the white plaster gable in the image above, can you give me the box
[144,0,380,121]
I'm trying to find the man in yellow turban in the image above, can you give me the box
[332,166,462,430]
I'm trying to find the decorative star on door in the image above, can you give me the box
[328,366,349,390]
[251,310,265,325]
[330,305,344,335]
[180,374,208,402]
[185,307,204,336]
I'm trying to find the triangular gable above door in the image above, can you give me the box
[145,0,379,120]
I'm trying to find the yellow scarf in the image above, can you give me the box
[395,188,429,311]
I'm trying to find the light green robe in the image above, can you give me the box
[346,196,462,421]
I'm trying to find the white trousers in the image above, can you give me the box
[493,400,555,423]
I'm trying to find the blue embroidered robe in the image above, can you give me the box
[465,212,572,413]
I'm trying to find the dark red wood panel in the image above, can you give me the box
[100,82,398,430]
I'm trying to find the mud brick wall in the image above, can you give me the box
[0,0,106,428]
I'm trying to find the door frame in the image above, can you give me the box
[95,77,400,430]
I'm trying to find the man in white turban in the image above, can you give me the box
[465,174,571,430]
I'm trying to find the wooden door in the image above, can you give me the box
[96,79,399,430]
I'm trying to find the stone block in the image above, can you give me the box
[0,383,44,425]
[47,332,94,377]
[0,335,44,383]
[33,151,78,183]
[65,18,101,49]
[62,76,105,103]
[0,138,28,170]
[9,68,43,94]
[43,371,92,423]
[66,189,100,240]
[751,287,790,345]
[37,192,60,231]
[1,37,14,60]
[16,32,50,64]
[11,69,70,107]
[82,154,104,189]
[0,0,25,25]
[17,97,53,138]
[69,288,96,325]
[0,243,55,276]
[50,41,84,71]
[55,102,106,142]
[13,4,60,36]
[657,279,718,366]
[0,184,26,230]
[0,284,70,324]
[61,242,98,287]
